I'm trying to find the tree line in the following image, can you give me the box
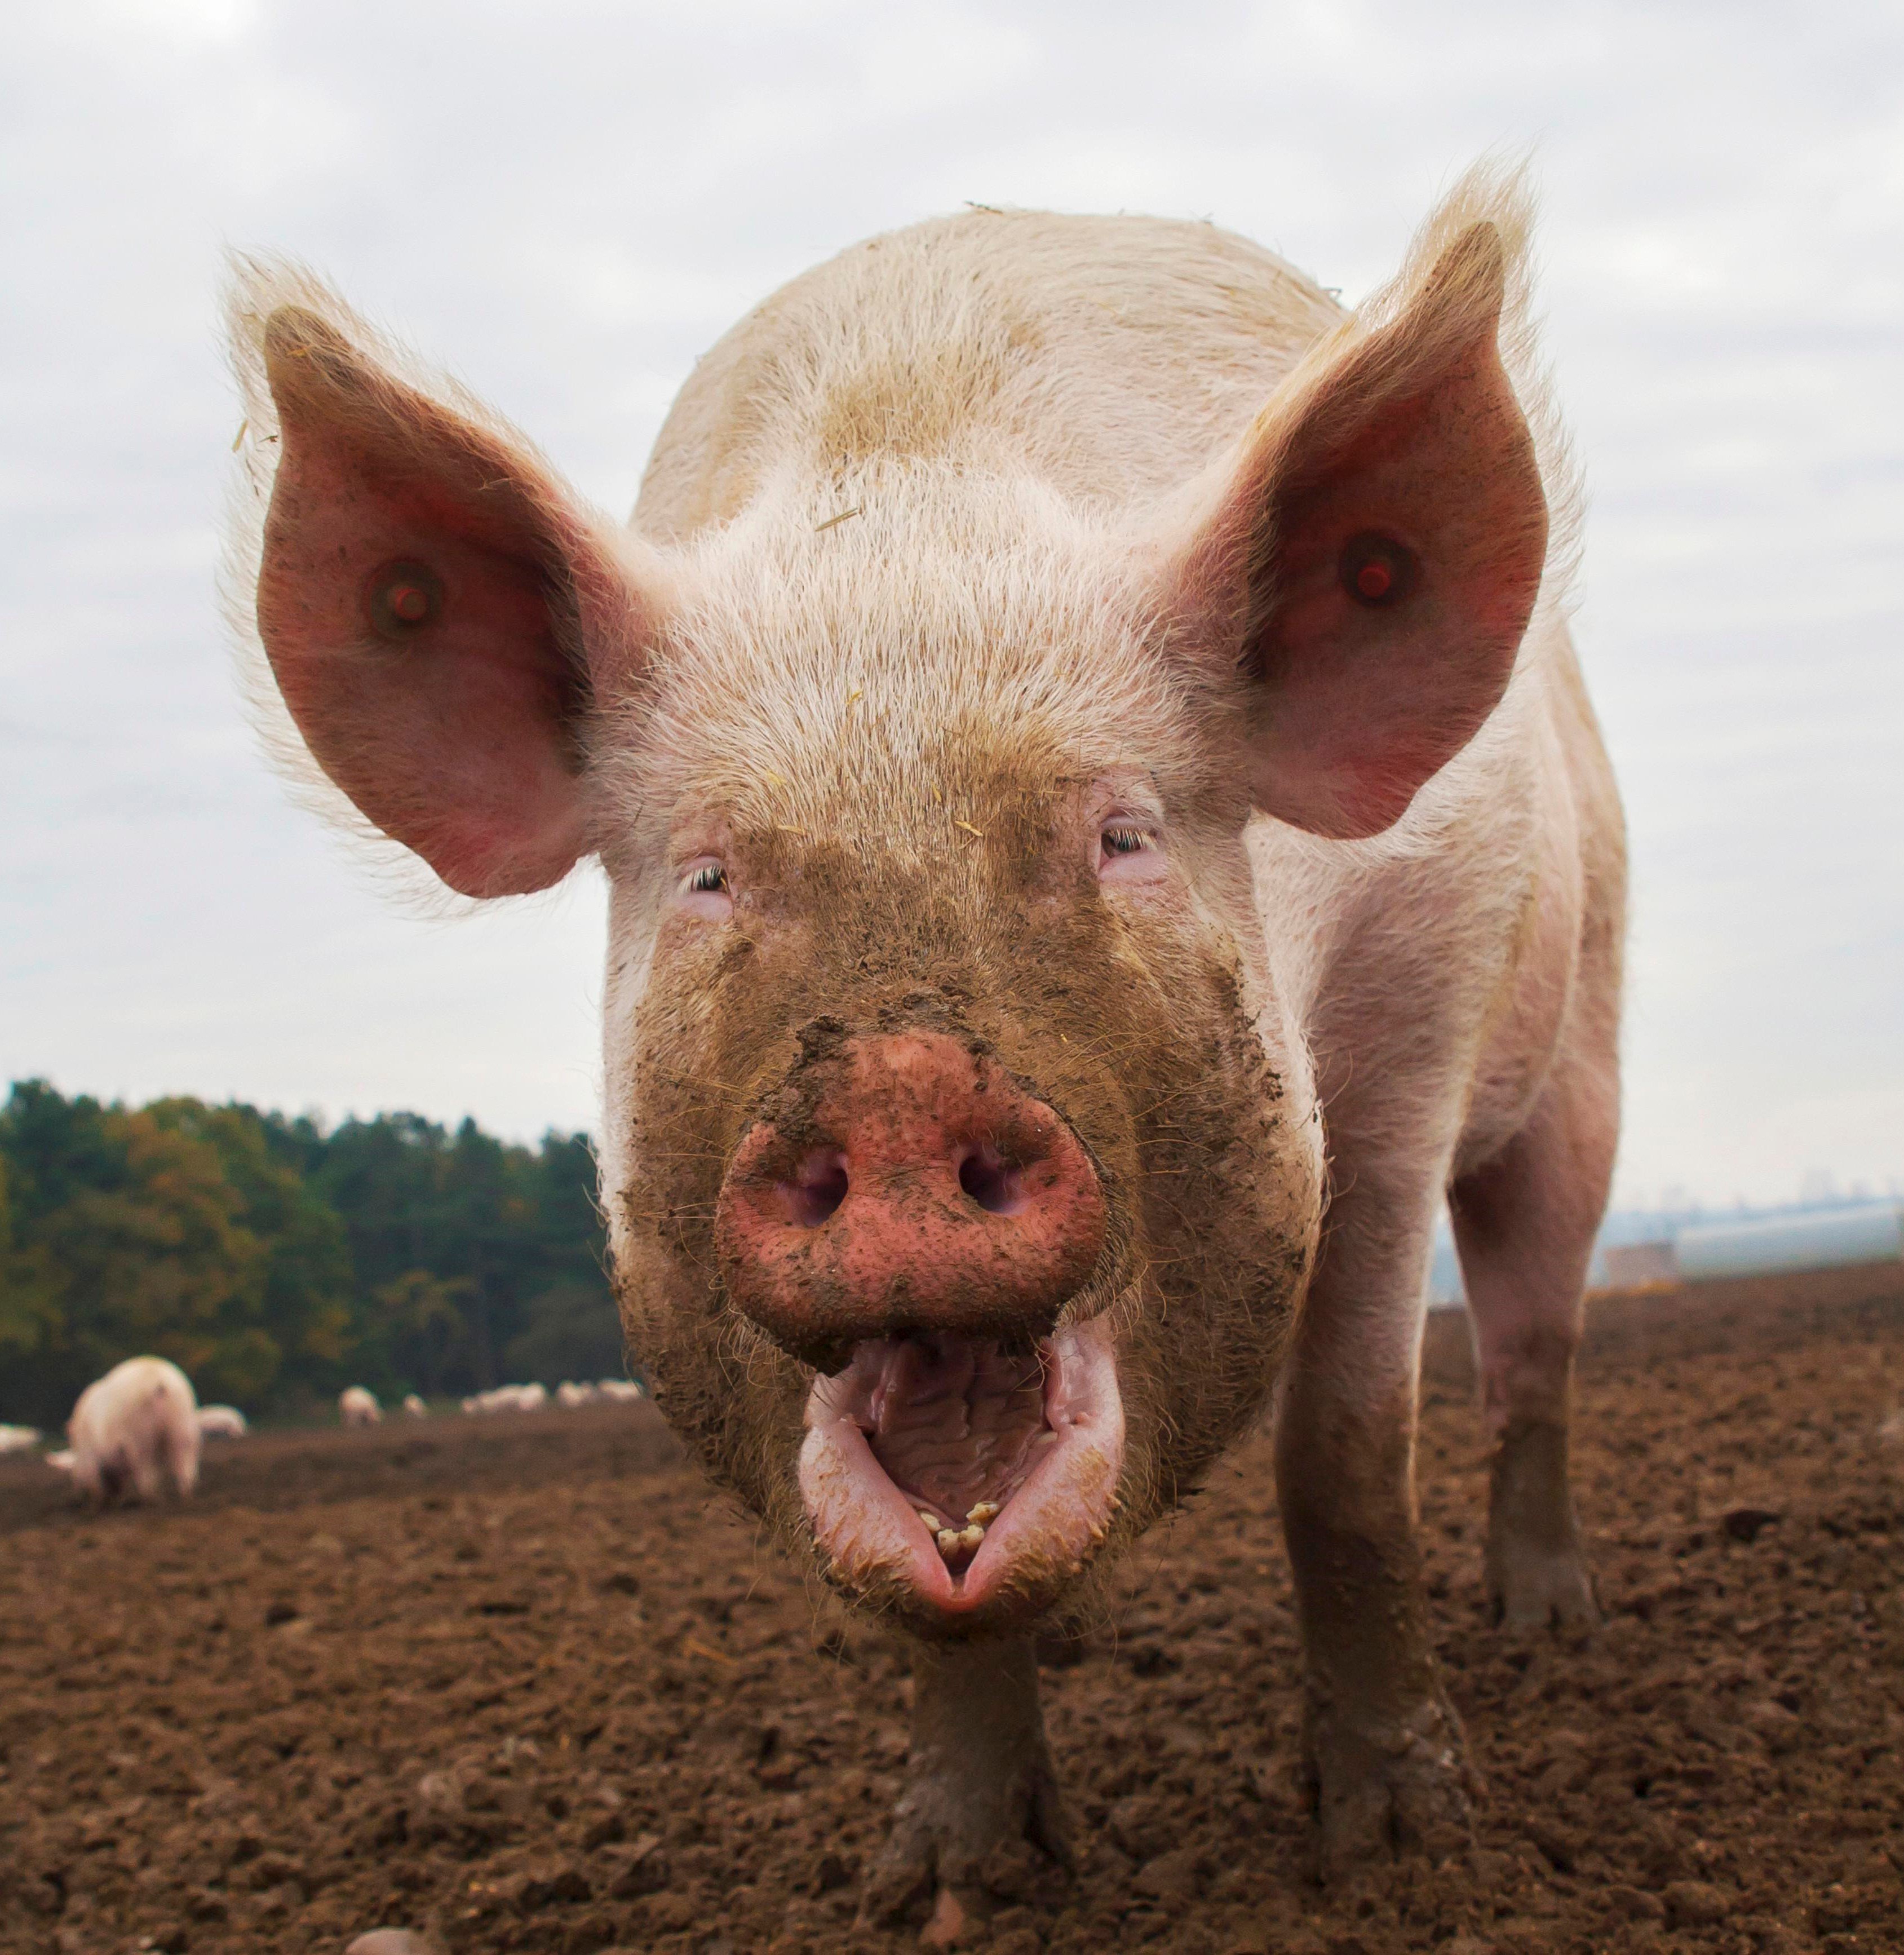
[0,1079,627,1429]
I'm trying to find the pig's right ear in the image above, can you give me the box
[228,269,671,898]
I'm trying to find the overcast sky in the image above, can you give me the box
[2,0,1898,1209]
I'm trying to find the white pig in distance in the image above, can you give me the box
[65,1357,201,1504]
[339,1386,382,1427]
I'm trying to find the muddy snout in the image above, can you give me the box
[715,1032,1106,1362]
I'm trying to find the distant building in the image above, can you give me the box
[1428,1198,1902,1306]
[1601,1239,1678,1289]
[1675,1204,1903,1282]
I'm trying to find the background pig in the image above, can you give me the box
[227,162,1621,1913]
[65,1357,201,1504]
[339,1386,382,1427]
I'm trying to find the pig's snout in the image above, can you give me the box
[715,1033,1106,1360]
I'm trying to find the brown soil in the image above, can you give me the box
[3,1264,1902,1955]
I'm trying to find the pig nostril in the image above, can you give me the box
[958,1147,1025,1217]
[777,1152,849,1228]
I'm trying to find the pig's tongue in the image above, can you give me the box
[798,1320,1124,1620]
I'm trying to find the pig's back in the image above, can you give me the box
[634,211,1347,539]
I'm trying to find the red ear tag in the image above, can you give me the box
[366,560,445,640]
[1338,532,1418,610]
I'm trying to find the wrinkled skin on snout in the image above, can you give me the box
[608,759,1317,1638]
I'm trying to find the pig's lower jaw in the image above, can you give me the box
[798,1320,1124,1626]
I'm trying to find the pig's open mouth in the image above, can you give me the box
[798,1318,1124,1621]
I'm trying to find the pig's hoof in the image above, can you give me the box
[860,1761,1072,1929]
[1303,1690,1475,1883]
[1486,1532,1600,1634]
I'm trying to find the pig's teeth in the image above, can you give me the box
[916,1510,941,1532]
[933,1521,988,1560]
[966,1502,1000,1524]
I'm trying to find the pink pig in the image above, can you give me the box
[226,163,1622,1915]
[65,1357,201,1503]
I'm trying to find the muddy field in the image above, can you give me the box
[3,1264,1902,1955]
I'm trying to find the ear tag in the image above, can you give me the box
[367,560,445,640]
[1338,532,1419,609]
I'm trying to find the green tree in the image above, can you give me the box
[147,1099,355,1400]
[0,1153,61,1367]
[503,1281,627,1386]
[372,1268,476,1399]
[0,1081,624,1424]
[0,1087,269,1419]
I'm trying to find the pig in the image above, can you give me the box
[556,1381,599,1408]
[339,1385,382,1427]
[225,162,1622,1910]
[0,1424,42,1454]
[463,1384,542,1414]
[402,1392,429,1418]
[196,1404,249,1439]
[65,1357,201,1503]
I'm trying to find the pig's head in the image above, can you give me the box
[228,181,1548,1637]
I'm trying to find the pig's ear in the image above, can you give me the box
[1161,212,1549,839]
[228,270,668,897]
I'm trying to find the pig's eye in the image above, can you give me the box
[1097,821,1168,886]
[675,858,733,918]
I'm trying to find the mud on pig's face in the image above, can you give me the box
[596,542,1321,1638]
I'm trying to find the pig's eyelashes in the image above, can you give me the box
[1097,822,1168,885]
[676,859,733,918]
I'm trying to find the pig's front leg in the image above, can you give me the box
[1275,1182,1475,1881]
[862,1635,1071,1926]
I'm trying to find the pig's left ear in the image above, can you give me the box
[1159,219,1548,839]
[228,268,672,897]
